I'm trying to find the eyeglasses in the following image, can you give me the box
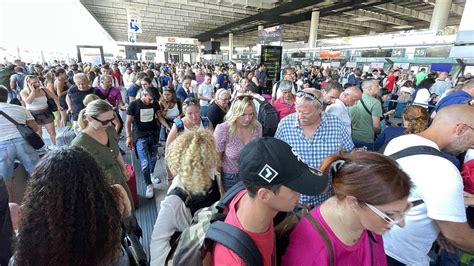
[365,202,413,227]
[296,91,322,105]
[91,116,114,126]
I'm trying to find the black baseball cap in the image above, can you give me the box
[238,138,328,196]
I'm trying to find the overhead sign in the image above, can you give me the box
[370,62,384,69]
[127,9,142,33]
[345,62,357,68]
[156,37,199,45]
[414,48,427,57]
[260,45,283,85]
[319,50,341,59]
[391,48,406,57]
[128,32,136,43]
[393,62,410,70]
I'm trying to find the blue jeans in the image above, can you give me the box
[222,172,241,192]
[200,105,208,117]
[0,137,39,179]
[135,134,159,186]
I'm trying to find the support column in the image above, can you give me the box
[429,0,452,33]
[229,32,234,60]
[308,11,319,49]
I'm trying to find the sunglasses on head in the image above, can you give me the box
[183,97,199,106]
[235,95,253,101]
[91,116,114,126]
[296,91,322,105]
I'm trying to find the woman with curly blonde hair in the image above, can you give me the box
[214,95,262,191]
[150,130,221,266]
[374,105,429,151]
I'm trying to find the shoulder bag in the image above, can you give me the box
[42,88,58,112]
[0,110,45,149]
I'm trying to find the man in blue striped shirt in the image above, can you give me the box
[275,88,354,207]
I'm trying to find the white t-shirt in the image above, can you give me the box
[383,134,466,265]
[325,99,351,137]
[198,83,214,106]
[0,103,35,142]
[413,88,431,108]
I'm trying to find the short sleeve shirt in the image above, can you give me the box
[0,103,34,141]
[383,134,466,265]
[96,86,123,107]
[214,121,262,174]
[127,83,140,98]
[67,86,102,121]
[275,112,354,206]
[349,93,383,143]
[282,205,387,266]
[212,190,276,266]
[126,99,160,139]
[273,97,296,121]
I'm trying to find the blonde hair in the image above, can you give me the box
[78,99,113,129]
[225,96,258,135]
[166,130,218,195]
[83,94,100,106]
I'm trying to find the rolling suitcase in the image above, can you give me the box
[126,155,139,208]
[56,126,76,146]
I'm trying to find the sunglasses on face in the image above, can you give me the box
[296,91,322,105]
[91,116,114,126]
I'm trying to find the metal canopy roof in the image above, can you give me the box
[80,0,465,47]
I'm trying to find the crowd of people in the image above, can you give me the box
[0,58,473,265]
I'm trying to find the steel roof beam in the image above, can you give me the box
[372,3,431,22]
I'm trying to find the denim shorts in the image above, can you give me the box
[0,137,39,180]
[222,172,241,192]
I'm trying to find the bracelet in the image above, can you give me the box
[126,136,132,139]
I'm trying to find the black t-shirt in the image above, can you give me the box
[67,86,105,121]
[127,99,160,139]
[206,102,226,127]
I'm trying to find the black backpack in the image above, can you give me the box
[254,97,279,137]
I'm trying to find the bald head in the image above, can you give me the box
[341,86,362,107]
[432,104,474,127]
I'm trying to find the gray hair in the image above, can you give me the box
[278,80,293,92]
[361,79,377,92]
[73,73,89,84]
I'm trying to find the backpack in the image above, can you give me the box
[386,145,450,207]
[166,182,263,266]
[13,73,25,93]
[173,117,209,133]
[253,97,279,137]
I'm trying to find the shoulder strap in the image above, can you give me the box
[389,145,445,160]
[216,182,246,211]
[173,117,184,132]
[206,220,263,266]
[305,214,334,266]
[359,97,372,116]
[168,187,191,207]
[0,110,20,125]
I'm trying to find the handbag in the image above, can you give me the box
[0,110,45,149]
[42,88,58,112]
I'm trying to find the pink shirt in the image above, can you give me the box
[273,97,296,121]
[214,121,262,174]
[212,190,276,266]
[282,206,387,266]
[96,86,123,107]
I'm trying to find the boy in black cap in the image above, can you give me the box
[213,137,328,265]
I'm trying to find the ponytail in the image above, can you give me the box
[78,109,88,129]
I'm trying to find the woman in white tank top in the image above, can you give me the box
[20,75,60,145]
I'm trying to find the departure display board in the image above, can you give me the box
[260,45,283,85]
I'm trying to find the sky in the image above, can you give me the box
[0,0,116,62]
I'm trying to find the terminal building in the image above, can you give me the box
[1,0,474,265]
